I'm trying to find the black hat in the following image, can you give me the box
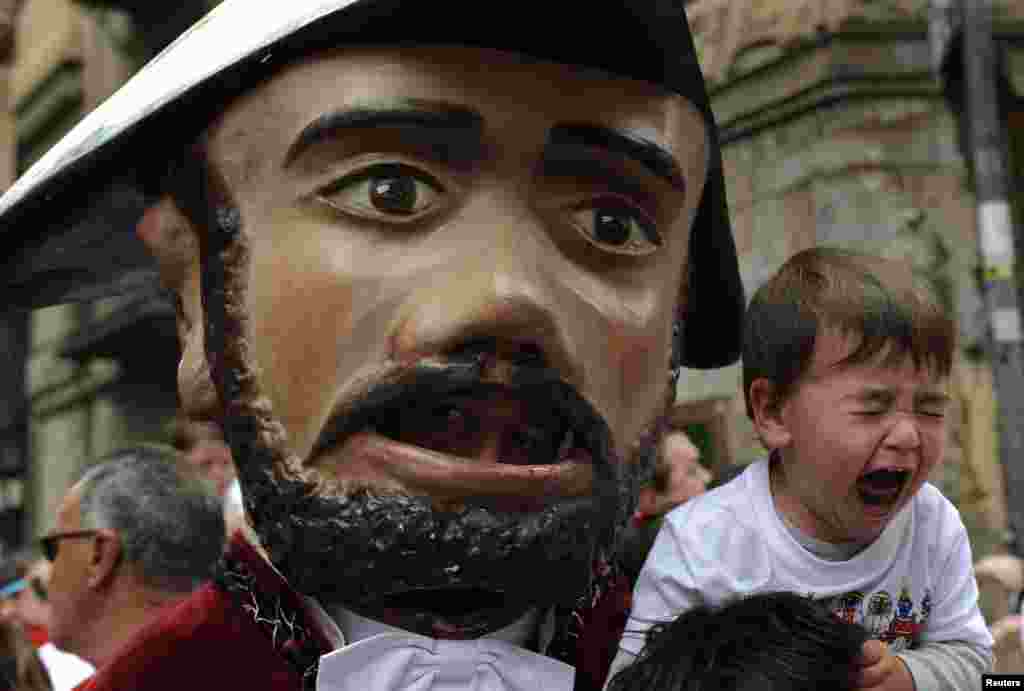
[0,0,742,368]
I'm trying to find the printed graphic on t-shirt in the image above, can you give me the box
[817,586,932,652]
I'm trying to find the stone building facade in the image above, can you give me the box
[4,0,212,543]
[1,0,1022,559]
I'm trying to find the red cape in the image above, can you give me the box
[73,534,330,691]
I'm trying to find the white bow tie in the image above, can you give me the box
[316,631,574,691]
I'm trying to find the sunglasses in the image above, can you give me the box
[38,530,99,562]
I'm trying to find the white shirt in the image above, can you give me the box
[607,459,993,691]
[622,459,992,655]
[314,606,573,691]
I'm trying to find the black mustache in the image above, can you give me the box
[308,354,616,481]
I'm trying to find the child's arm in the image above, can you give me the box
[604,501,773,689]
[882,501,994,691]
[613,518,704,660]
[894,640,993,691]
[855,639,992,691]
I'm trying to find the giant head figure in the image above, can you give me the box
[0,0,743,640]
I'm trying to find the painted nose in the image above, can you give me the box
[392,295,581,391]
[388,302,580,467]
[389,242,581,389]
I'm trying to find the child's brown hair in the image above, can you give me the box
[742,247,956,418]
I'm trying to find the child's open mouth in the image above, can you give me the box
[856,468,910,506]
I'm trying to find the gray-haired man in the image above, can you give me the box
[40,445,224,671]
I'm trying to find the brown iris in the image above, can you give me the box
[370,174,419,215]
[594,209,631,246]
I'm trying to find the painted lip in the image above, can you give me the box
[335,430,594,509]
[307,355,614,508]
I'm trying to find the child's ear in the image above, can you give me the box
[748,379,792,450]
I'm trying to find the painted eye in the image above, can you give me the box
[315,163,443,220]
[570,198,662,256]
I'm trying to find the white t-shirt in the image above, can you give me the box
[620,458,994,657]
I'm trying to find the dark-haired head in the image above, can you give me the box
[607,592,868,691]
[742,247,955,419]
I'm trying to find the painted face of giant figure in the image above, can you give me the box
[141,44,708,638]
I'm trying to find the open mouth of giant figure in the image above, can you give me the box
[282,356,621,639]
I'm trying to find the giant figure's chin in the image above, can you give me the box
[229,359,652,639]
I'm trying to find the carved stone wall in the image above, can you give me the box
[687,0,1024,85]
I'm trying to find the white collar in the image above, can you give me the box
[314,607,573,691]
[333,608,541,648]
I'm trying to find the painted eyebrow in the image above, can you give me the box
[544,124,686,193]
[283,99,486,168]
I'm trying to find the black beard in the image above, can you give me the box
[251,485,605,637]
[225,358,649,637]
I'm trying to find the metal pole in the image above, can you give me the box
[928,0,957,75]
[962,0,1024,556]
